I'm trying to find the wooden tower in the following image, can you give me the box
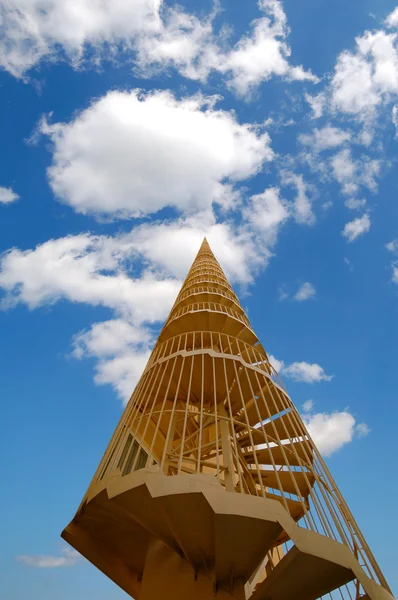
[63,238,393,600]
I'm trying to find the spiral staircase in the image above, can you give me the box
[62,238,393,600]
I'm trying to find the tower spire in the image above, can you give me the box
[196,235,214,258]
[62,240,393,600]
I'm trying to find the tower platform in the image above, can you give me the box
[63,469,392,600]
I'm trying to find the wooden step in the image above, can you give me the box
[236,380,290,423]
[265,492,308,522]
[262,412,307,442]
[252,531,356,600]
[236,412,308,448]
[247,468,315,497]
[243,439,312,468]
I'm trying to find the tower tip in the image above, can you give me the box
[198,237,211,253]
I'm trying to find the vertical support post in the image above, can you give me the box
[162,412,177,475]
[219,406,235,492]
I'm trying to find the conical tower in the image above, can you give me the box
[63,239,393,600]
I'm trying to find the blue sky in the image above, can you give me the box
[1,0,398,597]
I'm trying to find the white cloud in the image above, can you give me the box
[331,29,398,120]
[17,547,81,568]
[345,198,367,210]
[127,212,272,285]
[73,320,153,403]
[94,349,151,403]
[280,171,315,225]
[0,233,180,321]
[272,366,368,455]
[331,48,379,118]
[214,0,318,96]
[299,130,382,203]
[330,148,380,196]
[0,0,163,77]
[72,209,279,401]
[278,286,289,301]
[242,187,290,245]
[361,158,381,191]
[305,92,325,119]
[389,243,398,283]
[300,10,398,143]
[331,148,357,194]
[268,354,285,373]
[73,319,152,359]
[275,281,317,302]
[299,126,351,152]
[356,422,371,437]
[356,127,374,147]
[134,4,216,81]
[0,0,318,96]
[0,208,291,402]
[322,201,333,211]
[342,213,371,242]
[303,411,357,456]
[0,186,19,204]
[344,257,353,270]
[302,399,314,412]
[301,407,370,456]
[40,89,273,219]
[269,356,332,383]
[393,265,398,284]
[294,282,316,301]
[393,104,398,135]
[282,361,333,383]
[386,7,398,28]
[386,239,398,252]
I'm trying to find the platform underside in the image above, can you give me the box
[62,468,393,600]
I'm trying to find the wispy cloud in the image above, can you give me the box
[299,125,351,152]
[386,239,398,253]
[0,186,19,204]
[302,399,314,412]
[342,214,371,242]
[280,170,315,225]
[17,547,82,568]
[294,282,316,301]
[392,105,398,137]
[282,361,332,383]
[269,355,332,383]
